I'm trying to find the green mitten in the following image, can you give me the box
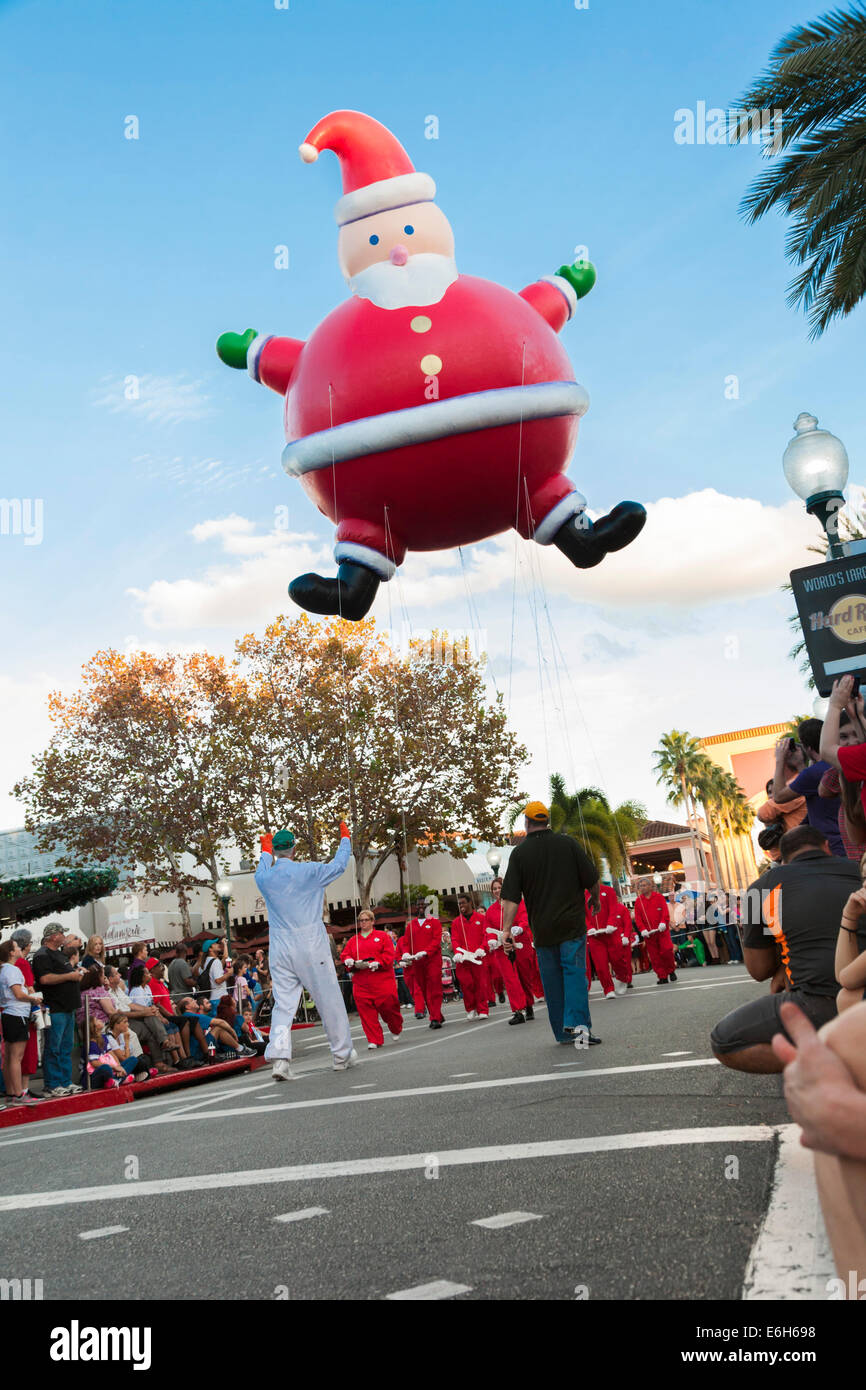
[216,328,258,369]
[556,261,597,300]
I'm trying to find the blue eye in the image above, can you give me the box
[403,224,415,235]
[368,234,379,245]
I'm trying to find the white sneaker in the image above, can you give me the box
[333,1048,360,1071]
[466,1010,478,1020]
[66,1084,84,1094]
[367,1042,381,1050]
[388,1030,401,1040]
[613,978,628,996]
[271,1059,295,1082]
[573,1026,590,1050]
[604,991,616,1001]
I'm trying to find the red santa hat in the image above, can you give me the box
[299,110,436,227]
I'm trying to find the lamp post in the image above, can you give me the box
[486,847,502,877]
[215,879,233,957]
[783,412,849,559]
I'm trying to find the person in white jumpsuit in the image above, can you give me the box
[255,824,357,1081]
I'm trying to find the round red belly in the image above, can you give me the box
[300,412,580,552]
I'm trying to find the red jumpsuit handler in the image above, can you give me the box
[633,888,677,984]
[607,898,635,987]
[399,908,445,1029]
[483,900,532,1023]
[584,887,618,999]
[396,925,427,1018]
[450,901,490,1019]
[509,905,544,1001]
[340,921,403,1047]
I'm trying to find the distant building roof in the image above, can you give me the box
[700,723,790,746]
[636,820,691,840]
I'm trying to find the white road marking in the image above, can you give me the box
[386,1280,472,1301]
[626,978,760,997]
[450,1073,478,1078]
[742,1124,835,1300]
[661,1051,693,1057]
[78,1225,128,1240]
[0,1125,780,1214]
[0,1057,722,1150]
[351,1084,376,1090]
[273,1207,330,1223]
[166,1081,275,1115]
[471,1211,543,1229]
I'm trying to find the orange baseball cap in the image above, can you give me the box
[524,800,550,823]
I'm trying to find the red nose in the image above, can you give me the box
[390,244,409,266]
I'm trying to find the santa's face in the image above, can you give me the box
[339,201,457,309]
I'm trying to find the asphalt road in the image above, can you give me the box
[0,964,794,1301]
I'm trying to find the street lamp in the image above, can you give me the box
[783,412,849,558]
[486,847,502,876]
[215,879,233,956]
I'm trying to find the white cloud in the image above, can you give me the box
[93,375,213,427]
[128,527,332,629]
[127,487,819,635]
[133,454,280,495]
[0,673,67,830]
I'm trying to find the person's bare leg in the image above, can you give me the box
[815,1006,866,1286]
[837,986,866,1014]
[714,1045,783,1074]
[814,1152,866,1288]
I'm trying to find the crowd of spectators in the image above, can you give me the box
[709,677,866,1291]
[0,930,275,1106]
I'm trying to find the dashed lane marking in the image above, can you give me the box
[0,1125,780,1214]
[386,1280,472,1301]
[471,1211,543,1230]
[78,1225,128,1240]
[273,1207,330,1223]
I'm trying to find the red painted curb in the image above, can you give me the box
[0,1057,260,1129]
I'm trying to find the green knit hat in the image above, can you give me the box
[272,829,296,851]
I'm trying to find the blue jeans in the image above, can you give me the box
[535,938,592,1041]
[43,1010,76,1090]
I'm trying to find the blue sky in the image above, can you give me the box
[1,0,863,829]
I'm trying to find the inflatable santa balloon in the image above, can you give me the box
[217,110,646,619]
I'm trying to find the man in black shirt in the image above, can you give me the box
[501,800,601,1048]
[710,825,857,1072]
[31,922,86,1097]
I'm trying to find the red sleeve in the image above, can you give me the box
[253,335,305,396]
[378,936,396,967]
[518,280,571,333]
[515,900,529,929]
[838,743,866,781]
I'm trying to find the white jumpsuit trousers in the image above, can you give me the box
[255,839,354,1064]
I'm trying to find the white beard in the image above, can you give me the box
[348,253,459,310]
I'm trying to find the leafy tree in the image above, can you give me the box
[376,885,435,912]
[15,618,528,920]
[732,5,866,336]
[13,650,247,929]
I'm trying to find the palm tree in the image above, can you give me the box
[691,757,731,890]
[732,6,866,337]
[718,771,756,888]
[546,775,646,880]
[652,731,711,887]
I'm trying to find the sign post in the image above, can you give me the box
[790,550,866,695]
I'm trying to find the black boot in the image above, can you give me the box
[553,501,646,570]
[288,561,380,620]
[524,1004,535,1020]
